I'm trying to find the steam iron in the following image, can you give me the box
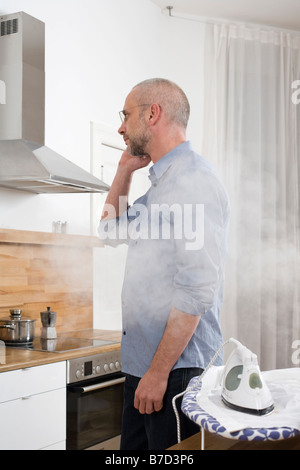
[221,339,274,416]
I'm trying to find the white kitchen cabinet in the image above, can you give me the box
[0,362,66,450]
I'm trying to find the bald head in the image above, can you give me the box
[132,78,190,130]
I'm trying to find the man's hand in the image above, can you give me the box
[101,150,151,221]
[133,308,201,415]
[119,149,151,174]
[134,370,168,414]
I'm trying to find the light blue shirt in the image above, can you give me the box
[98,141,230,377]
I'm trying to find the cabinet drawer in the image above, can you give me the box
[0,388,66,450]
[0,361,66,403]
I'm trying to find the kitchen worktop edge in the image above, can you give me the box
[0,228,105,247]
[0,329,121,373]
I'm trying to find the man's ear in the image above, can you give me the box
[148,103,161,125]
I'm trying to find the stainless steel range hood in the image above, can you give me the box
[0,11,110,193]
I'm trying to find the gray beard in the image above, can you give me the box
[128,139,149,157]
[127,128,151,157]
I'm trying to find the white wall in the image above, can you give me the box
[0,0,205,235]
[155,13,205,151]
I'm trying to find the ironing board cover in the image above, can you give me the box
[181,369,300,441]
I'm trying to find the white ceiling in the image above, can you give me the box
[151,0,300,31]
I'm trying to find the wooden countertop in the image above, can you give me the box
[0,329,121,373]
[0,228,104,247]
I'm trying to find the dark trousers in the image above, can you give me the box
[120,367,203,450]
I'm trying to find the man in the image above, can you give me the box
[98,78,230,450]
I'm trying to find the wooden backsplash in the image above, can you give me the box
[0,229,103,335]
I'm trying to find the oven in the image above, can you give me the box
[66,350,124,450]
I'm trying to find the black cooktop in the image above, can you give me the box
[7,336,116,353]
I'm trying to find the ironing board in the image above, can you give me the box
[181,368,300,449]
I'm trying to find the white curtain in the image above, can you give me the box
[201,23,300,370]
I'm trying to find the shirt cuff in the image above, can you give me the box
[172,290,209,316]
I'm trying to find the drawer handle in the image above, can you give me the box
[21,396,32,400]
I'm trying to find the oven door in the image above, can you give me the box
[66,373,125,450]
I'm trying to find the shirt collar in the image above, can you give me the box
[148,141,192,183]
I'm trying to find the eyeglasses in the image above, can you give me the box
[119,104,151,123]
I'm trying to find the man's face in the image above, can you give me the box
[118,92,152,157]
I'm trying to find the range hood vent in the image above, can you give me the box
[0,12,110,194]
[1,17,18,36]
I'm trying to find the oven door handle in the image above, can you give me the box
[69,376,125,394]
